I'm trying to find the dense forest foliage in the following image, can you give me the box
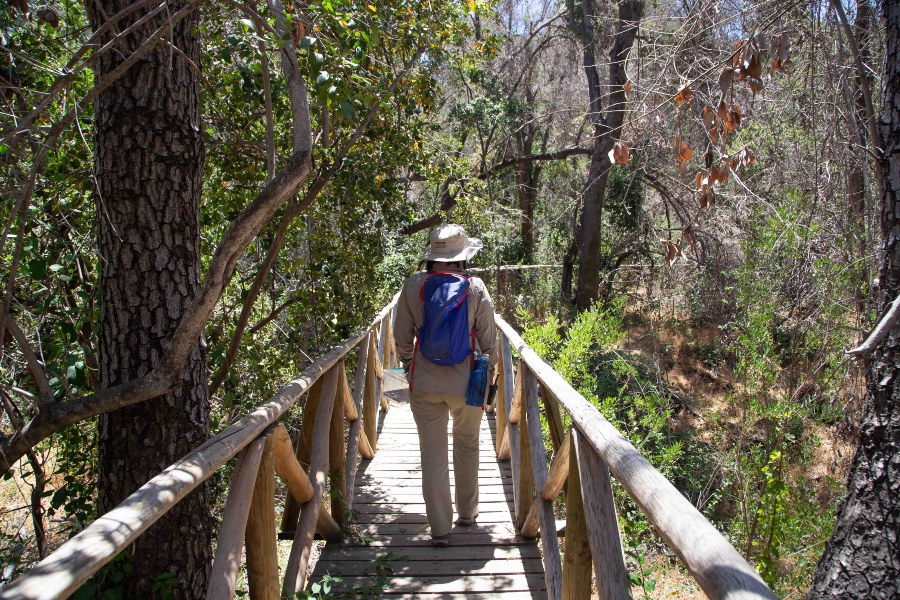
[0,0,896,596]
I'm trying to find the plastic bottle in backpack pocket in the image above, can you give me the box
[466,354,490,407]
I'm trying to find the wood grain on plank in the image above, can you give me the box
[542,429,571,501]
[313,558,546,577]
[322,573,547,594]
[320,545,541,561]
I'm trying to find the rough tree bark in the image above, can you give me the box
[565,0,642,311]
[847,0,872,223]
[514,99,542,262]
[807,2,900,597]
[87,0,212,596]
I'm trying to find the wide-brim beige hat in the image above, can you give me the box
[422,224,483,262]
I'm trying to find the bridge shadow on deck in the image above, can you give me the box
[310,370,547,599]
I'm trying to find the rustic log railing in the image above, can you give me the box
[0,295,402,600]
[493,314,777,600]
[2,290,776,600]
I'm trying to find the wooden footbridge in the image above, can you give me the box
[1,294,777,600]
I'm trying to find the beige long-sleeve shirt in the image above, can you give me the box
[394,265,498,397]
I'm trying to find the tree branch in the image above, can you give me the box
[0,148,313,474]
[5,316,54,406]
[211,45,428,392]
[399,146,592,235]
[847,294,900,359]
[477,146,592,178]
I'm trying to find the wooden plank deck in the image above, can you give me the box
[309,368,548,598]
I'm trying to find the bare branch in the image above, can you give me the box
[4,317,54,406]
[847,295,900,359]
[478,146,592,178]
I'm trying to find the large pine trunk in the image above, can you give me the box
[88,1,212,596]
[807,2,900,597]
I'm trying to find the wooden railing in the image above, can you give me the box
[2,290,777,600]
[493,315,777,600]
[0,295,402,600]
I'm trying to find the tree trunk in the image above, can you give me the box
[807,2,900,597]
[88,1,212,597]
[515,125,538,262]
[571,0,642,312]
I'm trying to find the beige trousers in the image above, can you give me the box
[410,390,484,537]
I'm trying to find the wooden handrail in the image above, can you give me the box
[495,315,777,600]
[1,293,401,600]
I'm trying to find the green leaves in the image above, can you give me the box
[26,258,47,280]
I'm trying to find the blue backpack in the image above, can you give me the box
[417,272,474,366]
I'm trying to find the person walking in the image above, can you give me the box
[394,224,498,547]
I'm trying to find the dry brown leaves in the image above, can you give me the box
[723,102,743,132]
[674,135,692,174]
[728,146,755,171]
[9,0,28,13]
[710,164,729,184]
[662,240,683,264]
[609,140,630,165]
[682,225,699,248]
[702,106,719,144]
[675,85,693,106]
[718,68,733,101]
[624,80,633,100]
[769,32,792,75]
[734,38,764,93]
[695,169,716,208]
[292,19,306,46]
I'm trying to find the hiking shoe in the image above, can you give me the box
[432,534,451,547]
[455,514,478,527]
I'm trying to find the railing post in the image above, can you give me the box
[494,345,508,457]
[245,428,279,600]
[329,361,347,528]
[386,305,398,369]
[344,332,369,509]
[280,376,324,534]
[515,364,533,529]
[522,364,563,600]
[499,332,521,517]
[541,384,565,453]
[363,328,379,453]
[207,434,267,600]
[272,424,313,505]
[283,365,340,597]
[376,317,389,412]
[562,428,591,600]
[573,428,632,600]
